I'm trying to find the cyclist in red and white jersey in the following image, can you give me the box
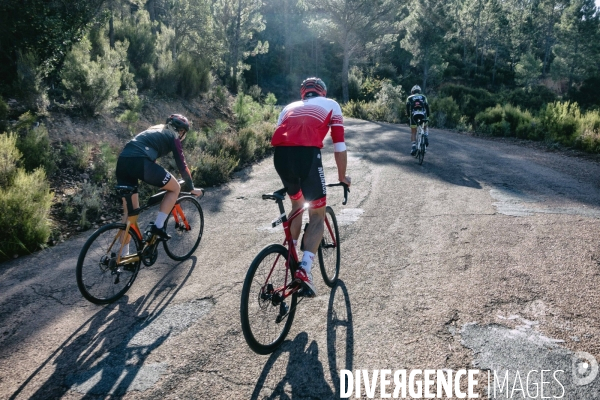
[271,77,351,297]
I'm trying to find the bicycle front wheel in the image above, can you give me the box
[318,206,341,287]
[76,223,142,304]
[163,196,204,261]
[418,137,425,165]
[241,244,298,355]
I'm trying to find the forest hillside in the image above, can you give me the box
[0,0,599,260]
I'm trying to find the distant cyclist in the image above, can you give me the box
[406,85,430,156]
[271,77,351,297]
[116,114,204,254]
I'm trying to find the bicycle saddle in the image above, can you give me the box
[262,188,287,201]
[114,185,138,196]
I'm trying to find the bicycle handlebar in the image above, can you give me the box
[326,182,350,205]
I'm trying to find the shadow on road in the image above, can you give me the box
[9,256,197,400]
[250,279,354,399]
[326,280,354,398]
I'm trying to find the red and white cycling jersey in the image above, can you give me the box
[271,96,346,151]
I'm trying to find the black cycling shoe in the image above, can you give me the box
[424,136,429,147]
[150,224,171,241]
[410,145,417,156]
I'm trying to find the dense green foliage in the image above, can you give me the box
[0,0,599,257]
[0,134,53,260]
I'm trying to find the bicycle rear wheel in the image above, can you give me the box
[163,196,204,261]
[76,223,142,304]
[241,244,298,354]
[417,131,425,165]
[318,206,341,287]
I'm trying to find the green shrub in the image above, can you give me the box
[70,181,102,229]
[14,51,49,114]
[540,101,581,145]
[13,114,56,176]
[60,37,127,116]
[342,100,368,120]
[0,168,53,259]
[439,84,496,121]
[237,121,276,164]
[430,96,461,128]
[156,54,210,99]
[0,96,8,133]
[262,93,278,122]
[0,133,21,187]
[192,152,239,187]
[575,110,600,152]
[58,141,93,171]
[117,90,144,135]
[374,81,404,123]
[92,143,118,183]
[348,66,363,101]
[475,104,535,138]
[502,85,557,112]
[113,12,157,89]
[570,75,600,111]
[247,85,262,102]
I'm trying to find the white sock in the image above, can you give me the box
[155,212,168,229]
[121,243,129,257]
[300,251,315,273]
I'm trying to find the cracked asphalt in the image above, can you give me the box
[1,119,600,399]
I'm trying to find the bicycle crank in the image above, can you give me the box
[142,243,159,266]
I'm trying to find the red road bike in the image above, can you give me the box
[240,183,349,354]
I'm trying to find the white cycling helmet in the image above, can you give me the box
[411,85,421,94]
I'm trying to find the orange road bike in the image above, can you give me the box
[240,183,349,354]
[76,182,204,304]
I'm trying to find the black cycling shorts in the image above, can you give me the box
[116,156,172,189]
[410,111,427,128]
[274,146,326,207]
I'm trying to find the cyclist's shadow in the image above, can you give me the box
[251,280,354,399]
[10,256,198,400]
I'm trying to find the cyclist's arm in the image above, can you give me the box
[329,103,350,185]
[334,151,350,185]
[172,137,195,191]
[424,97,431,117]
[406,99,411,118]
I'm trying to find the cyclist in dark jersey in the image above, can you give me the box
[116,114,203,247]
[406,85,430,156]
[271,77,351,297]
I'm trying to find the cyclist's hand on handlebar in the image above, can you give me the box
[191,188,204,198]
[340,176,351,187]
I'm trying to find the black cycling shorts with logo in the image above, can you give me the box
[116,156,172,190]
[274,146,326,206]
[410,112,427,128]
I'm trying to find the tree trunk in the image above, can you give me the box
[231,0,243,92]
[109,0,115,49]
[492,43,499,85]
[422,46,429,93]
[147,0,157,33]
[342,36,350,103]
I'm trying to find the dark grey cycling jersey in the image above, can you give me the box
[119,125,194,190]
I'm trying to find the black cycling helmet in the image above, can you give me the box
[411,85,421,94]
[166,114,190,133]
[300,77,327,100]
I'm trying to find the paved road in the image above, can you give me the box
[1,119,600,399]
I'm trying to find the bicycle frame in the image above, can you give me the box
[263,203,306,302]
[112,194,191,266]
[262,184,347,303]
